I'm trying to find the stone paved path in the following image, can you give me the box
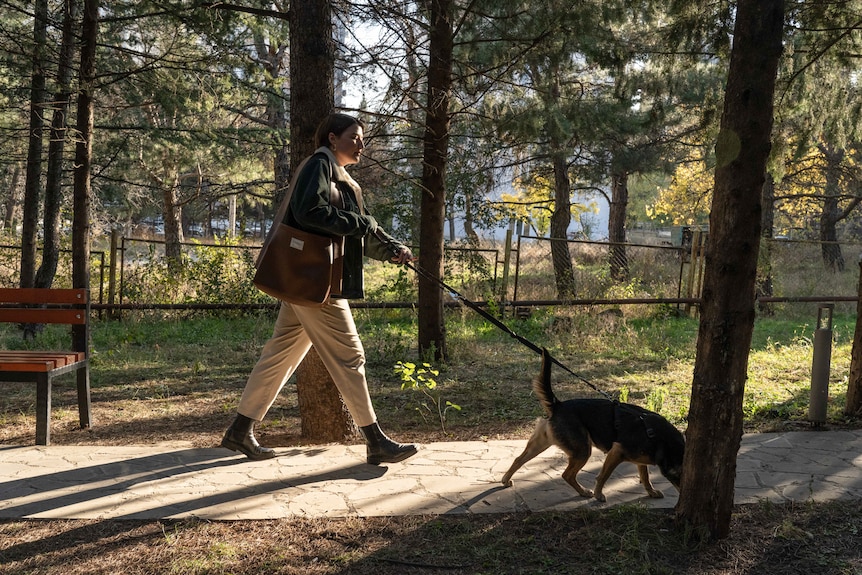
[1,430,860,520]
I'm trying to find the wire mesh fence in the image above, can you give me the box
[0,244,107,299]
[1,234,860,313]
[508,235,862,317]
[510,236,686,303]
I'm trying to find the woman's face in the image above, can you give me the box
[329,123,364,166]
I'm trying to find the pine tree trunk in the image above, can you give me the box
[289,0,353,442]
[21,0,49,289]
[820,145,845,272]
[757,174,776,314]
[847,260,862,417]
[608,171,629,281]
[675,0,784,541]
[72,0,98,292]
[418,0,453,361]
[3,163,23,232]
[550,151,575,299]
[161,176,184,275]
[35,0,78,290]
[296,348,356,440]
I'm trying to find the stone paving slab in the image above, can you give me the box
[0,430,859,520]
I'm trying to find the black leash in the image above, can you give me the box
[374,230,614,401]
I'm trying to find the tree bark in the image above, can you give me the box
[289,0,333,173]
[550,150,575,299]
[757,174,776,314]
[608,171,629,281]
[72,0,98,291]
[21,0,49,289]
[675,0,784,541]
[418,0,453,361]
[36,0,79,289]
[2,163,23,232]
[819,144,845,272]
[847,259,862,417]
[289,0,354,442]
[296,353,356,440]
[161,173,184,273]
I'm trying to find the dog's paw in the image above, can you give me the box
[502,479,514,487]
[647,489,664,499]
[593,492,606,503]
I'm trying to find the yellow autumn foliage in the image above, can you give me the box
[647,161,713,226]
[502,172,598,236]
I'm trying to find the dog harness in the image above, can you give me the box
[613,401,657,440]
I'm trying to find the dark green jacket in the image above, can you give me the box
[284,152,404,300]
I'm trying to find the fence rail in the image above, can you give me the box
[1,234,860,315]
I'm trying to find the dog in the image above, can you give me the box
[501,349,685,502]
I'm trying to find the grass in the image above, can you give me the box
[1,305,861,574]
[2,502,860,574]
[0,304,858,442]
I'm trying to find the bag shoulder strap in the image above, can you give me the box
[257,152,333,266]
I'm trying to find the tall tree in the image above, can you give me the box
[417,0,453,360]
[768,3,862,265]
[20,0,49,289]
[68,0,98,432]
[676,0,784,540]
[35,0,79,289]
[0,4,31,235]
[289,0,356,442]
[817,143,860,271]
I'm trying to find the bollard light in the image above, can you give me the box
[809,304,834,426]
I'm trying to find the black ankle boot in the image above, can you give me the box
[360,422,417,465]
[221,414,276,460]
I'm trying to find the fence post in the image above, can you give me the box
[500,226,513,303]
[684,230,702,316]
[107,228,119,320]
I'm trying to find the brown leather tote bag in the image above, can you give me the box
[253,223,338,306]
[252,152,345,306]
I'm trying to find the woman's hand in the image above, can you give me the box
[391,246,417,265]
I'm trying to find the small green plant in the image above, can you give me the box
[646,385,669,415]
[618,386,630,403]
[394,361,461,433]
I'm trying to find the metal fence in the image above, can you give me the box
[1,234,860,313]
[0,244,107,303]
[507,235,862,314]
[510,235,687,303]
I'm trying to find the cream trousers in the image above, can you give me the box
[236,299,377,427]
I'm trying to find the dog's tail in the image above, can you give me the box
[532,348,559,416]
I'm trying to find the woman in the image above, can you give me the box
[222,113,417,464]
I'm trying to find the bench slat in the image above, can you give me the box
[0,309,88,324]
[0,360,60,372]
[0,288,88,305]
[0,353,84,372]
[0,351,85,366]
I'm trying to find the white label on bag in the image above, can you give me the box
[290,237,305,250]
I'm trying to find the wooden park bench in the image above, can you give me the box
[0,288,91,445]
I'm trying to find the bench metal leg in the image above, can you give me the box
[35,374,51,445]
[77,366,91,429]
